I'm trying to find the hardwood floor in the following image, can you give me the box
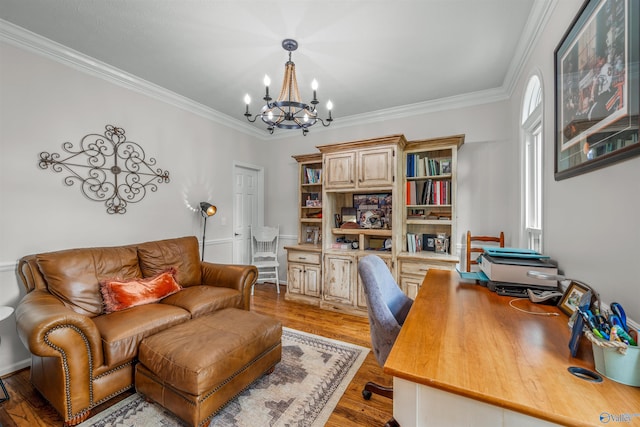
[0,283,394,426]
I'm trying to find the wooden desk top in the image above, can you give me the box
[384,269,640,427]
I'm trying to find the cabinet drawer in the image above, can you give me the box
[400,261,430,277]
[287,251,321,265]
[400,259,456,276]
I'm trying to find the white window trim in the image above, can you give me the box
[521,74,543,252]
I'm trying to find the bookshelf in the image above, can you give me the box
[398,135,464,298]
[284,153,324,306]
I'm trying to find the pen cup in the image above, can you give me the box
[587,330,639,387]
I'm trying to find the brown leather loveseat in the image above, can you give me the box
[15,236,257,425]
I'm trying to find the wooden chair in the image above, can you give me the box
[250,225,280,294]
[466,230,504,272]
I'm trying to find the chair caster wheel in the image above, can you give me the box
[362,389,372,400]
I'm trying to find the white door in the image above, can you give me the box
[232,163,263,264]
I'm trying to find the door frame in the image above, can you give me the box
[232,161,264,264]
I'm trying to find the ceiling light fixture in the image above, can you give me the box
[243,39,333,136]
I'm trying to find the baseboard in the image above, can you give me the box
[1,358,30,377]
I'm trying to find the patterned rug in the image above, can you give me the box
[79,327,369,427]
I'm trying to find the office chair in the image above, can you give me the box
[466,230,504,272]
[357,255,413,408]
[250,225,280,294]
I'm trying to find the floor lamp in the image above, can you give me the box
[200,202,217,261]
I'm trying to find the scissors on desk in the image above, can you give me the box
[610,302,628,332]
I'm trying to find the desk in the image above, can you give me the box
[0,305,14,403]
[384,270,640,427]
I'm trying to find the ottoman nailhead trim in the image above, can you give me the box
[198,341,280,403]
[140,339,280,427]
[197,373,273,427]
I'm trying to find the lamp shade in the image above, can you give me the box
[200,202,217,217]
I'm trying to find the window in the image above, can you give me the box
[522,75,542,252]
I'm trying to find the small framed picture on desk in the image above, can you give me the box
[558,281,590,316]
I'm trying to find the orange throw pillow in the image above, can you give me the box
[100,268,182,313]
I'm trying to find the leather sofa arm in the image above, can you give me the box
[201,262,258,310]
[16,290,105,366]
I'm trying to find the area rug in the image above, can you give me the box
[79,327,369,427]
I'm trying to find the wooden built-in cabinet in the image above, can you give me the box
[284,153,323,305]
[323,253,356,306]
[397,135,464,296]
[324,145,395,190]
[317,135,406,315]
[287,249,321,302]
[286,134,463,316]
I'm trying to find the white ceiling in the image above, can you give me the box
[0,0,551,134]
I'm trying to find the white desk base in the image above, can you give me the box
[393,378,561,427]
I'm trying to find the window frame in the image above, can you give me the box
[521,74,543,252]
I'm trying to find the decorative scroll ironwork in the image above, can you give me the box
[38,125,170,214]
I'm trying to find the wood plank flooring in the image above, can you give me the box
[0,283,393,426]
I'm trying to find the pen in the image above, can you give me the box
[578,308,603,339]
[613,325,637,346]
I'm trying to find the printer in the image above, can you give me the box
[479,247,559,296]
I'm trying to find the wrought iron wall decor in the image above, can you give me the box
[38,125,170,214]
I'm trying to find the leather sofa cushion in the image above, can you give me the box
[93,304,191,367]
[160,286,241,317]
[137,237,202,287]
[138,308,282,396]
[36,246,142,317]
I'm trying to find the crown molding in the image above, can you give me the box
[1,8,550,142]
[502,0,557,96]
[0,19,266,139]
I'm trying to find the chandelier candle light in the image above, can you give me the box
[244,39,333,135]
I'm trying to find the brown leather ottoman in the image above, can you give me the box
[135,308,282,427]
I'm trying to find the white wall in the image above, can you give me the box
[0,41,263,374]
[508,0,640,322]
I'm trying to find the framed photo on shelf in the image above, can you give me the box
[554,0,639,180]
[558,281,590,316]
[304,227,320,245]
[353,193,392,227]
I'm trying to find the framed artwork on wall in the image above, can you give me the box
[554,0,639,180]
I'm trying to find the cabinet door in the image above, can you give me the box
[323,254,355,304]
[400,275,422,300]
[304,264,321,297]
[357,147,394,188]
[324,152,356,189]
[287,263,304,295]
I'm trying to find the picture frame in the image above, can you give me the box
[554,0,639,180]
[340,207,357,224]
[304,226,320,245]
[352,193,392,228]
[558,281,590,316]
[423,234,436,252]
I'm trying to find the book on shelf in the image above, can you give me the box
[406,179,451,205]
[304,167,322,184]
[407,154,452,178]
[406,233,423,253]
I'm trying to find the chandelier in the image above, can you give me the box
[243,39,333,135]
